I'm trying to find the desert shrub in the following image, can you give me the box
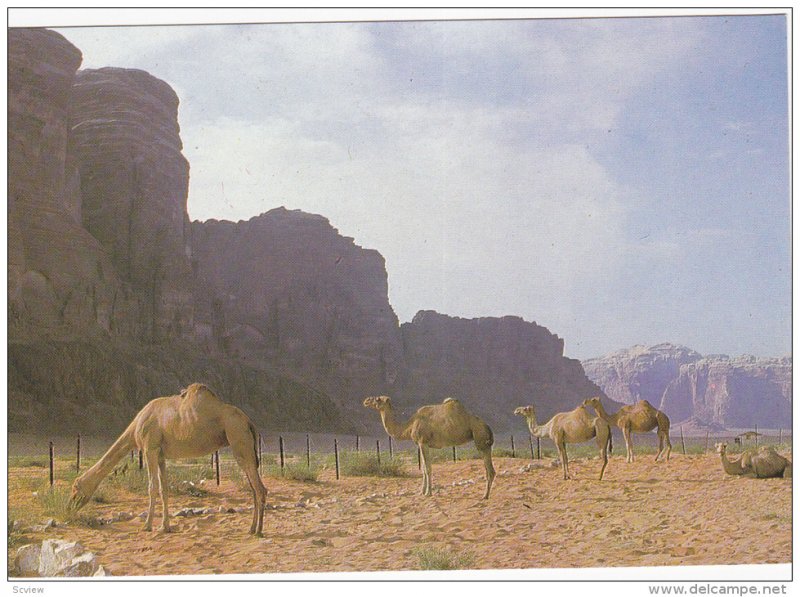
[36,485,76,522]
[338,451,406,477]
[263,462,320,482]
[413,546,475,570]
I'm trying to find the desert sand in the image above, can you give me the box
[7,451,791,576]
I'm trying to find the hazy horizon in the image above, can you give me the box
[47,12,790,360]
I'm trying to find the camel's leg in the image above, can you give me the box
[596,429,609,481]
[655,433,664,462]
[664,431,672,462]
[557,438,570,480]
[479,446,495,499]
[420,445,433,496]
[230,442,267,536]
[623,426,634,463]
[158,452,171,533]
[142,449,160,532]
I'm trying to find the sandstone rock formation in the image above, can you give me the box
[8,28,610,436]
[398,311,610,431]
[582,343,702,407]
[584,345,791,429]
[190,209,404,418]
[660,355,791,429]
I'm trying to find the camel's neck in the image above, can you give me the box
[524,414,549,438]
[592,403,619,426]
[379,407,412,441]
[718,449,744,475]
[77,425,136,495]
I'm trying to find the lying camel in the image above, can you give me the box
[363,395,495,499]
[715,442,792,479]
[514,404,612,480]
[69,383,267,535]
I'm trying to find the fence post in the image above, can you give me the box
[49,441,54,487]
[306,433,311,468]
[452,446,457,462]
[334,439,340,480]
[376,440,381,465]
[355,435,360,452]
[537,437,541,460]
[680,427,686,455]
[279,436,285,472]
[755,424,759,448]
[510,435,516,458]
[779,428,783,444]
[139,449,143,470]
[529,435,535,460]
[417,446,421,470]
[258,433,263,473]
[131,449,134,462]
[76,434,81,472]
[388,436,393,458]
[215,451,220,485]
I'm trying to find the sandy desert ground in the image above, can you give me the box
[7,450,792,577]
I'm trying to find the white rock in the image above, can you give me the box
[38,540,85,577]
[63,552,99,577]
[94,565,111,577]
[14,544,41,577]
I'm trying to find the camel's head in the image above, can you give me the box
[363,395,392,411]
[514,405,535,419]
[582,396,602,410]
[68,476,91,511]
[715,442,728,455]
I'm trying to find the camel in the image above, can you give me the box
[514,404,612,480]
[69,383,267,535]
[363,396,495,499]
[583,396,671,463]
[715,442,792,479]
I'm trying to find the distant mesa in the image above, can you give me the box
[583,344,791,430]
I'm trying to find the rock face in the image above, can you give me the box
[660,356,791,429]
[8,28,609,436]
[582,343,702,406]
[398,311,609,431]
[190,210,404,417]
[8,29,133,343]
[69,67,194,343]
[584,345,791,429]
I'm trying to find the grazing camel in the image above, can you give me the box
[716,442,792,479]
[69,383,267,535]
[514,404,612,480]
[583,396,671,463]
[363,396,495,499]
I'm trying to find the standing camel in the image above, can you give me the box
[69,383,267,535]
[363,396,495,499]
[583,396,671,463]
[514,404,612,480]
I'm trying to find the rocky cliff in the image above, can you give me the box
[583,344,791,429]
[9,28,608,437]
[190,209,405,418]
[397,311,610,431]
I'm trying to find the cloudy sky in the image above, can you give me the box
[50,11,789,360]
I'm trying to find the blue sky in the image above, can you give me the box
[50,12,790,360]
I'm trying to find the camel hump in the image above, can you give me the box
[442,397,465,410]
[180,383,220,401]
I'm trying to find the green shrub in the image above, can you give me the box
[413,546,475,570]
[36,485,76,522]
[263,462,320,482]
[338,451,406,477]
[8,456,47,468]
